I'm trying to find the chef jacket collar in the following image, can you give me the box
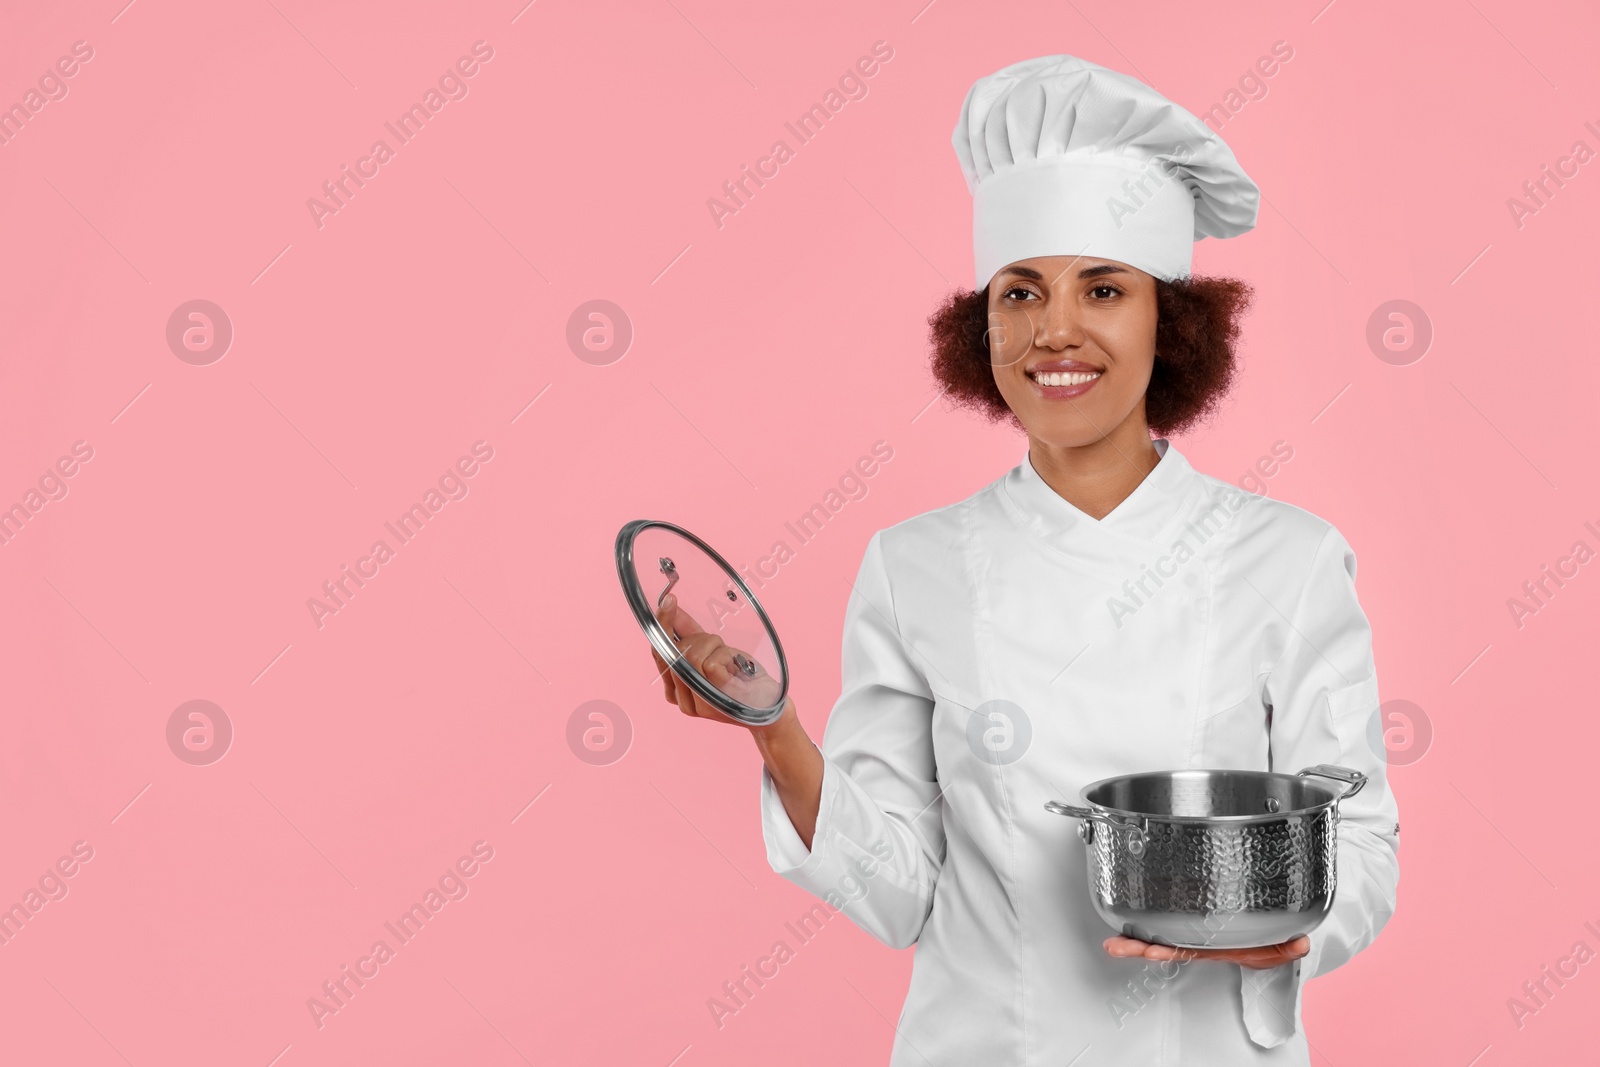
[1000,437,1204,551]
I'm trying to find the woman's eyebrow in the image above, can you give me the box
[997,263,1129,283]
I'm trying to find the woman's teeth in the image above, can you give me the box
[1030,370,1101,386]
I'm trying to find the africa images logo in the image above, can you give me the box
[306,441,495,629]
[705,41,895,229]
[306,841,495,1029]
[305,41,496,230]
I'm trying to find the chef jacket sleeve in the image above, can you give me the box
[1241,524,1401,1048]
[759,530,946,950]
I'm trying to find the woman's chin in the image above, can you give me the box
[1019,410,1130,449]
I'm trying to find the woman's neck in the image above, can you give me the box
[1028,418,1161,521]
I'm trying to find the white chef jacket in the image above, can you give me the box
[760,439,1399,1065]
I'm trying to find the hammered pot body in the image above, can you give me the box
[1084,804,1337,949]
[1048,767,1362,949]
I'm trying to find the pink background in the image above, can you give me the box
[2,0,1596,1063]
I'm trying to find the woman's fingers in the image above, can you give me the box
[673,632,763,725]
[648,601,775,727]
[703,643,784,710]
[650,647,678,704]
[698,641,740,686]
[648,624,725,721]
[676,630,729,679]
[652,601,693,712]
[682,634,783,711]
[658,593,708,640]
[1102,935,1198,963]
[1102,936,1151,959]
[1102,935,1310,969]
[1235,936,1311,969]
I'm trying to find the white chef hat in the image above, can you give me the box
[952,55,1260,289]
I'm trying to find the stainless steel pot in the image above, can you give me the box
[1044,765,1366,949]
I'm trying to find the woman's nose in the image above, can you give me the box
[1034,300,1084,349]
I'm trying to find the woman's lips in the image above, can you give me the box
[1026,365,1103,399]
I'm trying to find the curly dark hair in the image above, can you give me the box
[927,275,1255,437]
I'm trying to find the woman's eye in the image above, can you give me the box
[1003,286,1038,301]
[1090,284,1123,299]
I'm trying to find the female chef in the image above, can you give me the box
[651,55,1399,1065]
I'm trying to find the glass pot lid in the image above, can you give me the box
[614,520,789,726]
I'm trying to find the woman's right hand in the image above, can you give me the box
[649,591,822,849]
[651,592,792,727]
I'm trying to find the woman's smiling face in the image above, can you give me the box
[985,255,1160,448]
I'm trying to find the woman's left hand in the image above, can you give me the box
[1103,935,1309,970]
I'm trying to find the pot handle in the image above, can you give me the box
[1297,764,1367,800]
[1044,801,1149,853]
